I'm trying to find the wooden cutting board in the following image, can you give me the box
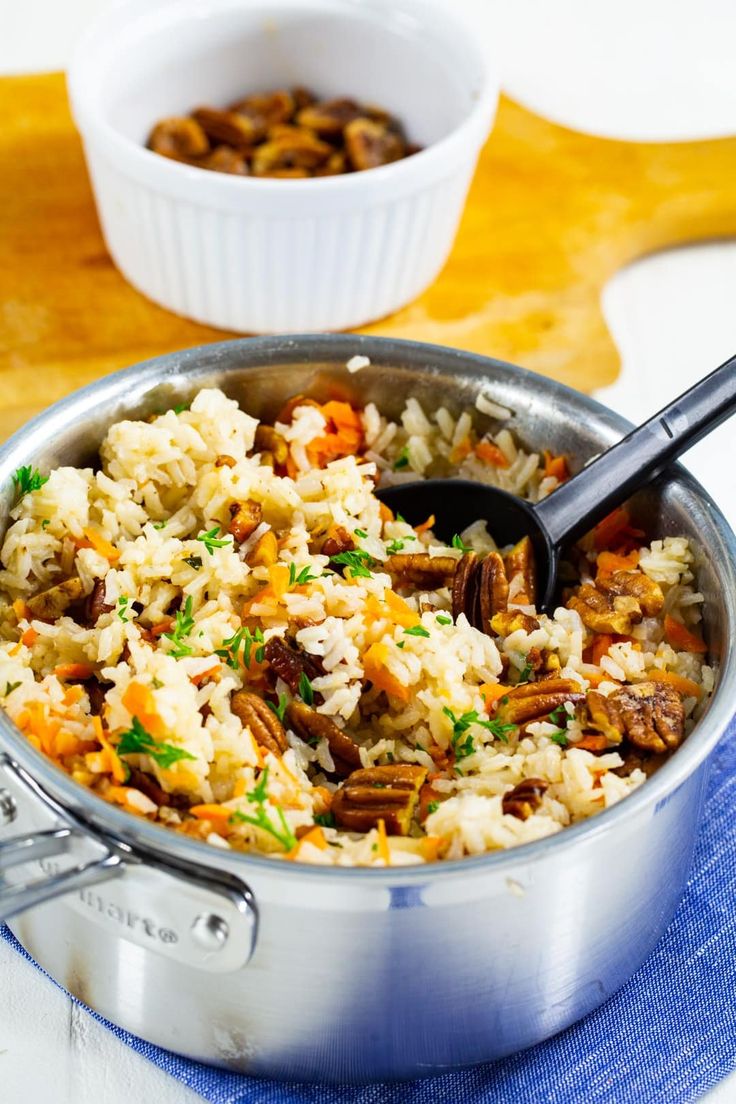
[1,72,736,441]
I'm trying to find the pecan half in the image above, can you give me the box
[264,636,323,698]
[200,145,249,175]
[245,530,278,568]
[296,97,363,135]
[502,777,549,820]
[504,536,536,605]
[286,699,362,778]
[191,107,260,148]
[331,764,427,835]
[27,576,85,621]
[231,690,288,757]
[568,570,664,634]
[84,579,114,625]
[253,424,288,466]
[148,117,209,161]
[230,89,295,130]
[452,552,509,632]
[251,128,332,175]
[314,151,347,176]
[490,610,540,635]
[344,118,405,171]
[586,681,684,754]
[384,554,457,590]
[320,524,355,558]
[495,678,584,726]
[228,500,262,544]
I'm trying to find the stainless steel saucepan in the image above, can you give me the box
[1,335,734,1082]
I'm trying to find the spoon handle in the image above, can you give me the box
[533,352,736,548]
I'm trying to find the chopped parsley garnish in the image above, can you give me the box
[385,538,406,555]
[41,519,50,529]
[396,641,405,649]
[314,812,336,828]
[298,671,314,705]
[436,614,452,626]
[354,529,368,539]
[152,678,164,690]
[443,706,517,761]
[4,681,20,696]
[427,800,440,815]
[548,704,569,726]
[183,555,203,570]
[117,596,131,623]
[517,660,533,684]
[393,446,410,470]
[229,767,296,851]
[266,692,288,723]
[330,548,374,579]
[153,520,167,530]
[395,512,406,524]
[215,625,265,670]
[549,730,569,747]
[196,526,231,555]
[117,716,196,769]
[451,534,472,553]
[11,466,48,503]
[288,563,319,587]
[163,595,195,659]
[172,402,190,414]
[404,625,430,638]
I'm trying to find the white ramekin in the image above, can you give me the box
[68,0,497,334]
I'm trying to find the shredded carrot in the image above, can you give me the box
[12,598,30,620]
[414,514,436,535]
[648,669,702,698]
[305,400,364,467]
[81,527,121,563]
[664,614,708,654]
[596,549,639,578]
[590,634,615,666]
[376,818,391,865]
[63,684,85,706]
[584,669,617,689]
[54,730,83,757]
[449,436,473,464]
[476,440,510,469]
[149,619,174,637]
[21,627,38,646]
[480,682,509,710]
[190,803,232,823]
[232,777,248,798]
[363,642,410,701]
[593,507,644,552]
[54,662,94,681]
[420,836,441,862]
[189,663,221,687]
[574,734,611,752]
[542,450,569,481]
[294,826,327,854]
[312,785,334,814]
[91,716,128,784]
[121,681,166,738]
[382,589,420,628]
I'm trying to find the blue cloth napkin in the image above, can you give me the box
[4,718,736,1104]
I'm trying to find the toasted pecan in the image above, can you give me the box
[502,777,549,820]
[148,117,209,161]
[331,764,427,835]
[495,678,584,726]
[286,699,362,778]
[586,681,684,754]
[384,553,457,590]
[27,577,85,622]
[231,691,288,757]
[228,500,263,544]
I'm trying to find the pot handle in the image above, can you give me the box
[0,825,124,920]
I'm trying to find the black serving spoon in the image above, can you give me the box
[377,354,736,612]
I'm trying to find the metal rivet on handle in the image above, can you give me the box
[0,789,17,827]
[191,912,229,952]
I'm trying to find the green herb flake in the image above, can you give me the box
[451,534,472,553]
[385,538,406,555]
[228,767,296,851]
[289,563,320,587]
[117,716,196,769]
[41,519,50,529]
[548,704,569,726]
[183,555,203,571]
[153,520,167,530]
[354,529,368,539]
[404,625,430,638]
[196,526,232,556]
[393,446,410,471]
[163,595,195,659]
[427,800,440,816]
[266,692,288,723]
[172,402,190,414]
[117,596,131,623]
[298,671,314,706]
[549,730,569,747]
[443,706,517,762]
[151,678,164,690]
[436,614,452,626]
[314,812,336,829]
[4,681,21,696]
[395,513,406,524]
[517,661,533,684]
[396,641,405,649]
[11,466,48,503]
[330,548,374,579]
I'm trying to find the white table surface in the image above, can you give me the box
[1,1,735,1101]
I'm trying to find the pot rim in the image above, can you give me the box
[1,333,734,884]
